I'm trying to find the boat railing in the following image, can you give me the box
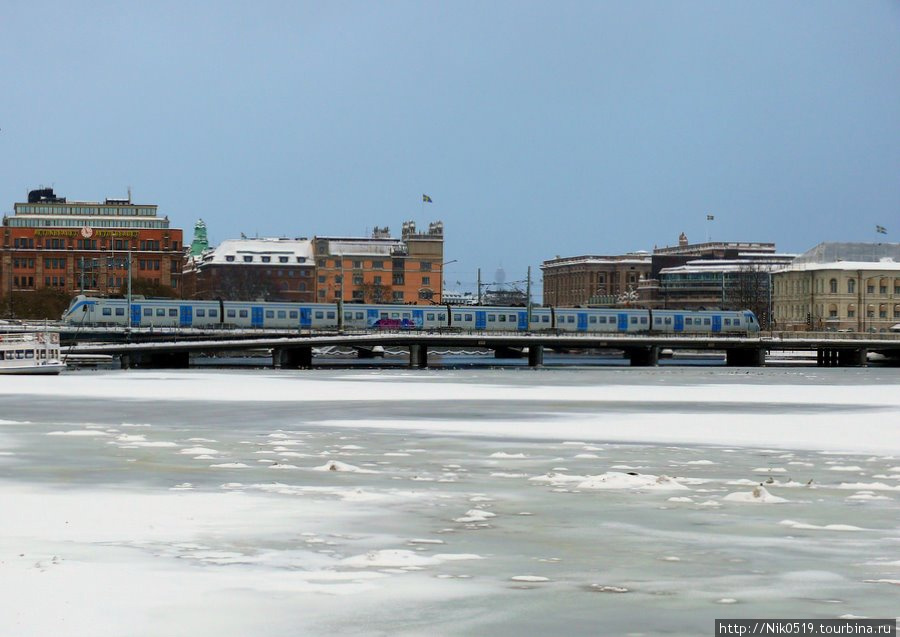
[0,332,60,345]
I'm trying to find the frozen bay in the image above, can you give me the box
[1,367,899,636]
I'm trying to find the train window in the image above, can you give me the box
[426,313,435,321]
[144,308,152,316]
[438,313,446,321]
[567,316,575,323]
[169,309,178,317]
[380,312,388,319]
[499,314,506,322]
[488,315,496,322]
[102,307,112,316]
[724,318,731,326]
[266,310,275,319]
[454,314,462,321]
[589,316,597,323]
[640,317,647,324]
[289,311,297,319]
[402,313,410,319]
[655,317,662,324]
[326,312,335,319]
[542,315,549,322]
[277,311,286,319]
[508,315,515,321]
[344,312,352,320]
[704,318,710,325]
[598,316,606,323]
[664,317,672,324]
[465,314,473,321]
[197,309,206,317]
[210,310,218,318]
[685,318,692,325]
[355,312,364,320]
[158,309,167,317]
[630,317,637,324]
[315,311,324,319]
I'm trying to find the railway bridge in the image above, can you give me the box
[56,329,900,370]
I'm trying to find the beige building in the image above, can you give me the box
[772,243,900,331]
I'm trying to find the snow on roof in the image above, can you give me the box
[775,260,900,273]
[202,238,313,264]
[325,239,403,256]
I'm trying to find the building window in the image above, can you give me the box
[374,276,382,284]
[422,276,430,285]
[243,256,253,263]
[848,308,855,318]
[880,285,888,294]
[279,257,288,263]
[420,261,432,271]
[392,291,404,301]
[829,278,837,294]
[226,255,235,262]
[393,274,404,285]
[261,256,271,263]
[353,260,362,269]
[372,260,383,269]
[867,285,875,294]
[353,275,363,285]
[848,279,855,294]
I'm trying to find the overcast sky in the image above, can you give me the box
[2,1,898,292]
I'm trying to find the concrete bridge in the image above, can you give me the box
[58,329,900,369]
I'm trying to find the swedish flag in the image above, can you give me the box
[422,194,433,203]
[876,225,887,234]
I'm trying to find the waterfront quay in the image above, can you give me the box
[57,327,900,370]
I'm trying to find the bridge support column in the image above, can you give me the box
[838,348,867,367]
[627,346,659,367]
[409,343,428,368]
[120,353,131,370]
[276,346,313,370]
[726,347,765,367]
[494,346,525,359]
[527,345,544,367]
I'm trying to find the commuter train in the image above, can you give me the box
[62,295,761,335]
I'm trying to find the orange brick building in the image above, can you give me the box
[1,188,183,304]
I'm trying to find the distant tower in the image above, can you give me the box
[190,219,209,257]
[494,265,506,286]
[678,232,688,247]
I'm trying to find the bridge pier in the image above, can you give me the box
[275,346,313,369]
[409,343,428,368]
[725,347,765,367]
[818,348,867,367]
[527,345,544,367]
[626,346,659,367]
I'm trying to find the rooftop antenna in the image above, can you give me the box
[127,186,132,203]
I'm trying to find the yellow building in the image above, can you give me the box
[772,243,900,332]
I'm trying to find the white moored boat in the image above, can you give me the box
[0,332,65,375]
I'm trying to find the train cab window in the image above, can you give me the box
[144,308,152,316]
[266,310,275,319]
[102,308,112,316]
[239,310,248,318]
[589,316,597,323]
[169,309,178,317]
[315,311,324,319]
[426,313,435,321]
[210,309,218,318]
[438,313,446,321]
[465,314,473,321]
[277,311,286,319]
[196,309,206,317]
[703,318,710,325]
[640,317,647,324]
[454,313,462,321]
[288,311,297,319]
[326,312,335,319]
